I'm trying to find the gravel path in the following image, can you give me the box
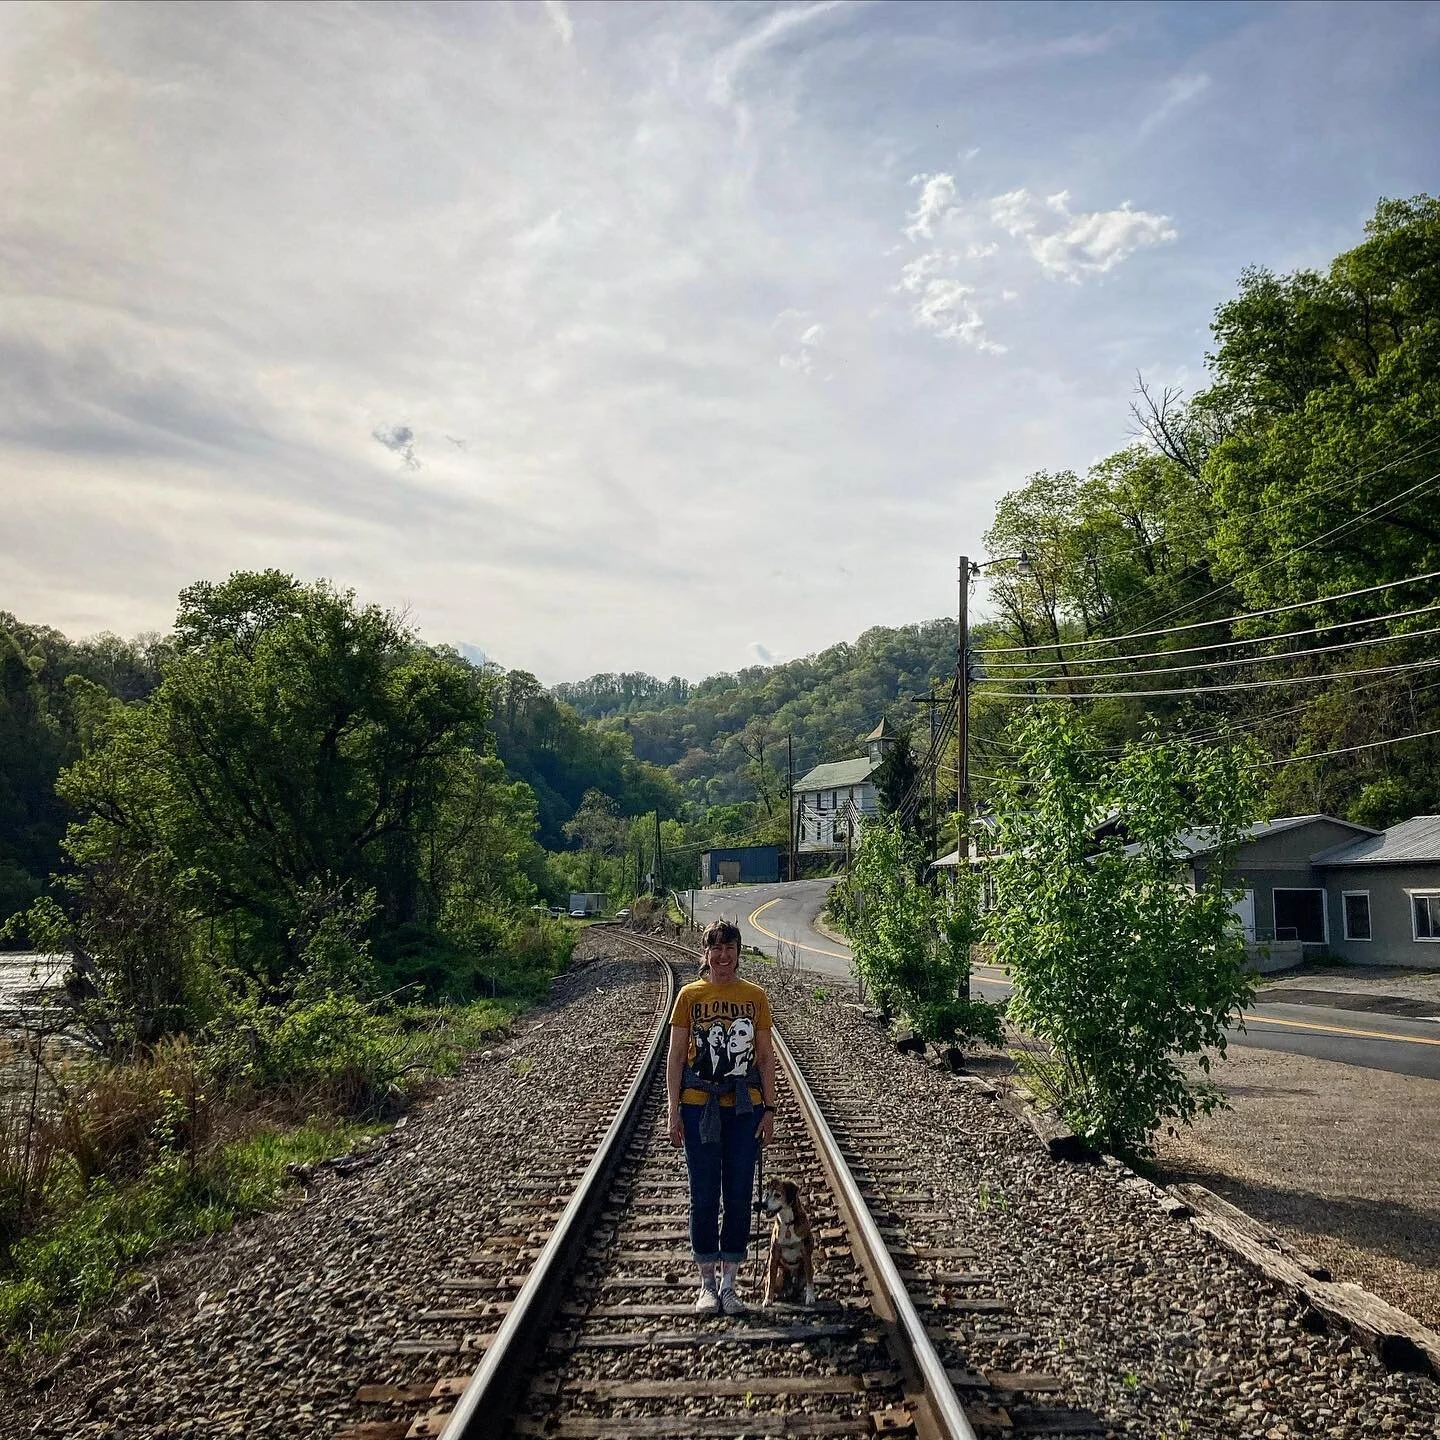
[3,935,657,1438]
[763,961,1440,1440]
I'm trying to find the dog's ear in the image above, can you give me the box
[782,1180,799,1207]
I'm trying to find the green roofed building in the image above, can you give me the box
[792,719,895,855]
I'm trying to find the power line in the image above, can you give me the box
[978,598,1440,671]
[1252,727,1440,768]
[985,657,1440,701]
[989,430,1440,642]
[980,619,1440,688]
[981,567,1440,657]
[1095,465,1440,647]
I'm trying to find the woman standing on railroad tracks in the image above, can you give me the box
[666,919,776,1315]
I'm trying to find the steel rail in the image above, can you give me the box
[437,949,675,1440]
[627,930,979,1440]
[771,1024,979,1440]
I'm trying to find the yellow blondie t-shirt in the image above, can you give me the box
[671,977,772,1107]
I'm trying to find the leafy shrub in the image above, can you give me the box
[204,993,406,1116]
[839,817,1002,1048]
[988,709,1262,1157]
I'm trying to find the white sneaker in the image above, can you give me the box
[718,1285,748,1316]
[693,1284,720,1315]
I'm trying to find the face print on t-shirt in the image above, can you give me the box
[688,1004,758,1082]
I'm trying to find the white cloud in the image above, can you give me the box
[1139,71,1211,137]
[776,311,826,373]
[987,188,1177,280]
[904,172,958,241]
[543,0,573,47]
[709,0,851,105]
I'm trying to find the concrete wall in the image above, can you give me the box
[1322,865,1440,968]
[1194,818,1373,954]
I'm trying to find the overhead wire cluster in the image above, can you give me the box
[965,451,1440,776]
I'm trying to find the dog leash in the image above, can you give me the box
[751,1126,766,1294]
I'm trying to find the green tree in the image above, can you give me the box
[835,816,1002,1048]
[987,708,1263,1156]
[13,571,541,1044]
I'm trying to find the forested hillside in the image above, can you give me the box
[963,194,1440,829]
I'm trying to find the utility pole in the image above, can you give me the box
[928,689,937,861]
[958,554,971,825]
[787,733,795,881]
[653,810,664,898]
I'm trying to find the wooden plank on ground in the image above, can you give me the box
[514,1417,869,1437]
[561,1375,889,1400]
[572,1321,860,1349]
[1172,1182,1330,1278]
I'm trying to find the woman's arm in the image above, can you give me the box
[754,1026,776,1145]
[666,1024,689,1148]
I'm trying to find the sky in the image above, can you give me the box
[3,1,1439,684]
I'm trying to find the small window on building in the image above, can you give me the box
[1414,893,1440,942]
[1273,888,1326,944]
[1343,892,1371,941]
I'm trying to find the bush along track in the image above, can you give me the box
[1,935,655,1434]
[0,989,521,1365]
[759,966,1440,1439]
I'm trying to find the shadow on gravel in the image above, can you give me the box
[1158,1165,1440,1273]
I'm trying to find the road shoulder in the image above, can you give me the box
[1156,1043,1440,1332]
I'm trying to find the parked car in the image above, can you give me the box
[568,907,588,919]
[615,908,631,921]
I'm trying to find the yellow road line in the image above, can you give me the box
[739,898,1438,1050]
[1239,1013,1440,1047]
[747,898,852,961]
[965,964,1438,1050]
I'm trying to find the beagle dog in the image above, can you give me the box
[761,1175,819,1307]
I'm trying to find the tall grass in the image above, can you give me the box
[0,995,516,1354]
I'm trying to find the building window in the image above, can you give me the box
[1413,892,1440,942]
[1273,888,1327,944]
[1342,891,1371,942]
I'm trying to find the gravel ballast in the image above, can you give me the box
[3,935,659,1438]
[764,960,1440,1439]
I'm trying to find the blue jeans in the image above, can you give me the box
[681,1101,759,1263]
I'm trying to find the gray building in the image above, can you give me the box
[1312,815,1440,967]
[1169,814,1440,969]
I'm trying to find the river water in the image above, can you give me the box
[0,953,87,1102]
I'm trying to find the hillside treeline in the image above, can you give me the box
[965,194,1440,830]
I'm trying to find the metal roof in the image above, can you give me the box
[1123,814,1376,860]
[1311,815,1440,867]
[863,718,894,741]
[793,757,878,792]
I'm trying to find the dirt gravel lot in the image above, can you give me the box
[1156,1043,1440,1332]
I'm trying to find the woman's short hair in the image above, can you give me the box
[701,920,742,952]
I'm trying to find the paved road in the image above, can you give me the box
[686,878,1440,1081]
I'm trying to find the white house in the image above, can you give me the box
[792,719,894,854]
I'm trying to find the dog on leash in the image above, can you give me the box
[761,1175,819,1307]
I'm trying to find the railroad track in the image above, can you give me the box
[340,932,1103,1440]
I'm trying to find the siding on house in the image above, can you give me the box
[1312,817,1440,967]
[1189,817,1376,948]
[792,756,880,854]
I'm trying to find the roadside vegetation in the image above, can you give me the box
[0,573,576,1355]
[830,818,1002,1049]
